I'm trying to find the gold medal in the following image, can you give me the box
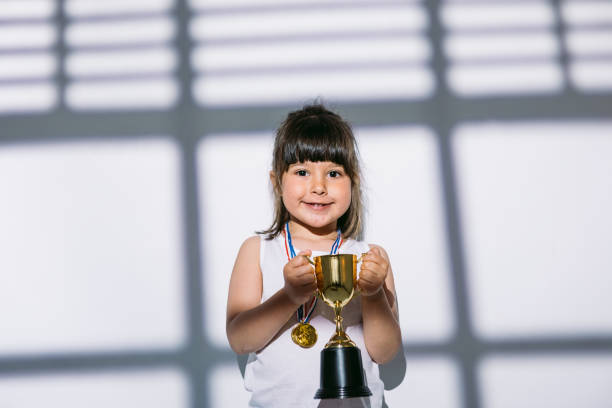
[291,322,318,348]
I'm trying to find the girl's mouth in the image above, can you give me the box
[304,202,331,209]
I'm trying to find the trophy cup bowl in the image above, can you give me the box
[313,254,372,399]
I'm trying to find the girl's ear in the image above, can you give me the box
[269,171,279,192]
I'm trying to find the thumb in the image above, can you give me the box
[296,249,313,266]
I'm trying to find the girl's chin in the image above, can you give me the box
[292,216,336,229]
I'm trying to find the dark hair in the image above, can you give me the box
[259,103,364,239]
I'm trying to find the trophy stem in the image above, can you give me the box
[325,302,356,348]
[334,304,343,336]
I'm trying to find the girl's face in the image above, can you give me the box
[279,161,352,233]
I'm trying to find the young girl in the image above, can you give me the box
[226,104,402,407]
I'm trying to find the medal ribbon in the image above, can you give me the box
[284,222,342,325]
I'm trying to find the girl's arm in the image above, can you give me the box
[226,236,316,354]
[358,244,402,364]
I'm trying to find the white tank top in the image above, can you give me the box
[243,234,384,408]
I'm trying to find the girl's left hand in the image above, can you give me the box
[357,247,389,297]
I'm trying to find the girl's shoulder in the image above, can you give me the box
[235,235,262,264]
[238,234,283,266]
[240,235,261,250]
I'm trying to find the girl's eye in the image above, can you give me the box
[296,170,308,176]
[329,170,341,178]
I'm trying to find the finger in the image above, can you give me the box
[370,246,383,256]
[295,263,316,275]
[362,256,387,274]
[358,276,382,291]
[296,249,312,260]
[296,279,317,292]
[289,279,316,295]
[357,279,375,293]
[358,264,370,280]
[370,248,390,270]
[300,279,317,289]
[363,248,377,259]
[293,265,317,280]
[290,256,307,267]
[360,260,381,276]
[364,250,384,265]
[295,273,316,286]
[293,250,313,266]
[359,270,384,286]
[361,254,376,269]
[358,273,377,286]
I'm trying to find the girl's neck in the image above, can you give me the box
[287,219,339,249]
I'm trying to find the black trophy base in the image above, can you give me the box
[314,346,372,399]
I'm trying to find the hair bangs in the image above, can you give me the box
[281,116,353,173]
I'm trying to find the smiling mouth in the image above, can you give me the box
[304,202,331,209]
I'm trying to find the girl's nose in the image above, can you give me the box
[311,176,327,195]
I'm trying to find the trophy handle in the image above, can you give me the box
[354,253,369,295]
[304,256,321,298]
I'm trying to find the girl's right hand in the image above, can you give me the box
[283,249,316,306]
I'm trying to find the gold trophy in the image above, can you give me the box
[312,254,372,399]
